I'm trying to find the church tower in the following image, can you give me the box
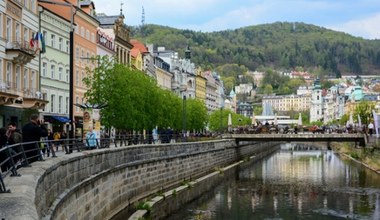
[310,77,323,123]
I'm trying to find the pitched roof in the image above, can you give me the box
[131,39,148,53]
[96,15,119,25]
[130,48,140,58]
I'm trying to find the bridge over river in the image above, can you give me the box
[222,133,367,147]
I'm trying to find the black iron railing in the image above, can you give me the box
[0,133,215,193]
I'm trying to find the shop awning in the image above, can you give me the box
[51,116,70,123]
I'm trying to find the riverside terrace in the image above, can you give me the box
[0,133,186,194]
[222,133,368,147]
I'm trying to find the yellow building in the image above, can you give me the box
[130,39,147,71]
[156,67,172,90]
[195,68,206,102]
[263,94,311,112]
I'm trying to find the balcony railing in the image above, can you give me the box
[0,80,45,100]
[5,40,36,55]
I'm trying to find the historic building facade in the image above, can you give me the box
[39,6,71,131]
[96,10,133,66]
[0,0,47,127]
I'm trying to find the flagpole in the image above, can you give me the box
[38,6,43,97]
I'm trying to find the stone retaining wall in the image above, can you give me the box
[0,140,278,220]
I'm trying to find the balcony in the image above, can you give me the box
[5,40,37,65]
[0,80,48,109]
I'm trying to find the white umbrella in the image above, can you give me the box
[349,112,354,126]
[251,113,256,126]
[228,113,232,126]
[228,113,232,133]
[358,115,362,127]
[298,113,302,126]
[274,113,278,125]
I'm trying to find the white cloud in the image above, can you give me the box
[329,13,380,39]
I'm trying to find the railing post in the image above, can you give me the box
[6,147,20,177]
[19,143,30,167]
[0,174,11,193]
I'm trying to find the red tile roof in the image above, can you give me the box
[131,39,148,53]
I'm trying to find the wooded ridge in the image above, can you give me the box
[131,22,380,77]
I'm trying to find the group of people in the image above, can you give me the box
[0,114,69,166]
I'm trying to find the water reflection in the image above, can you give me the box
[167,143,380,220]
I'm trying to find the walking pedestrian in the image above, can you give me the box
[368,122,374,136]
[85,127,97,150]
[22,114,48,163]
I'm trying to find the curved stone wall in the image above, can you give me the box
[0,140,278,220]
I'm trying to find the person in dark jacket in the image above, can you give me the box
[6,122,22,145]
[22,114,48,163]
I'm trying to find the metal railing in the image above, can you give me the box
[0,133,215,193]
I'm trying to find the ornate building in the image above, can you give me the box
[0,0,47,127]
[96,9,133,66]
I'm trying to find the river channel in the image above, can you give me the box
[167,143,380,220]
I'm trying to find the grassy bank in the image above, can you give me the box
[332,142,380,173]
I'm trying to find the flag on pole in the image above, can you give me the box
[40,32,46,53]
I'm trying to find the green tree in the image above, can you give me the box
[263,84,273,95]
[186,98,208,131]
[354,101,375,125]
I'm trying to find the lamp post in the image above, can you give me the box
[220,107,223,134]
[39,0,76,152]
[182,95,187,142]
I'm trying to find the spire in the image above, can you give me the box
[185,45,191,60]
[120,1,124,16]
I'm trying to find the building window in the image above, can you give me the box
[66,69,69,82]
[91,33,95,42]
[66,40,69,53]
[23,27,29,42]
[24,0,28,8]
[6,17,12,41]
[51,64,55,79]
[23,68,29,89]
[58,37,63,50]
[58,96,62,113]
[6,62,12,85]
[42,62,47,77]
[75,70,79,85]
[15,66,21,90]
[31,71,35,89]
[81,27,84,37]
[0,14,2,39]
[75,47,79,60]
[15,23,20,41]
[31,0,36,12]
[75,96,79,111]
[65,97,69,114]
[51,34,55,48]
[51,94,55,112]
[43,31,47,38]
[86,30,90,40]
[58,67,63,80]
[0,59,2,82]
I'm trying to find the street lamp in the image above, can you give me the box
[182,95,187,142]
[39,0,76,152]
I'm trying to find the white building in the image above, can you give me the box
[40,6,72,130]
[310,78,345,123]
[235,83,253,95]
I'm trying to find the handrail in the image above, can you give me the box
[0,133,215,193]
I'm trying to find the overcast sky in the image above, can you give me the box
[92,0,380,40]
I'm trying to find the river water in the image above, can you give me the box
[167,143,380,220]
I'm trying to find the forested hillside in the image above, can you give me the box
[130,22,380,76]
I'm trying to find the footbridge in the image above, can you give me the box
[222,133,367,147]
